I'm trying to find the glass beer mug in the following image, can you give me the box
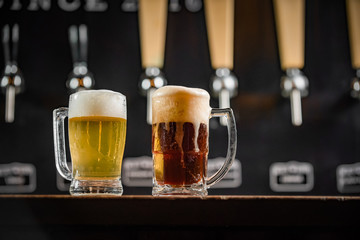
[53,90,127,195]
[152,86,237,196]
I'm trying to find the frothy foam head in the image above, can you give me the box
[69,90,127,119]
[152,86,211,124]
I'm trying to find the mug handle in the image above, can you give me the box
[206,108,237,187]
[53,107,72,181]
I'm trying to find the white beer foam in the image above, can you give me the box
[69,90,127,119]
[152,86,211,124]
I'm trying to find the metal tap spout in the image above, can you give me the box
[210,68,238,126]
[281,68,309,126]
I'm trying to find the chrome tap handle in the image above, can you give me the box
[79,24,88,64]
[281,68,309,126]
[68,25,79,66]
[11,24,19,64]
[210,68,238,126]
[139,67,167,125]
[1,24,24,123]
[68,25,88,66]
[67,25,94,92]
[2,25,11,65]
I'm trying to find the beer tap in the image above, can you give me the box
[138,0,168,125]
[204,0,238,126]
[280,68,309,126]
[66,25,94,93]
[274,0,308,126]
[1,24,24,123]
[346,0,360,99]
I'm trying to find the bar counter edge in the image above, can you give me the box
[0,195,359,227]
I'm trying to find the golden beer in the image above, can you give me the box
[54,89,127,195]
[69,116,126,180]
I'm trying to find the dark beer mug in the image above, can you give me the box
[152,86,237,196]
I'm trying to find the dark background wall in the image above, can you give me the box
[0,0,358,196]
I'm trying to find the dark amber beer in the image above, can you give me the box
[152,122,208,185]
[152,86,212,195]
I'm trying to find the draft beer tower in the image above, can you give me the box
[138,0,168,125]
[204,0,238,126]
[347,0,360,98]
[273,0,309,126]
[1,24,24,123]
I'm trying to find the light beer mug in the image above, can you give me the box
[152,86,237,196]
[53,90,127,195]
